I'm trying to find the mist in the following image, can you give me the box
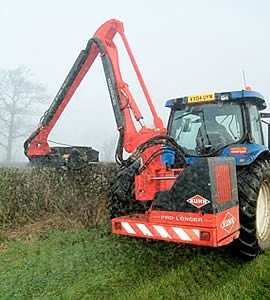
[1,0,270,162]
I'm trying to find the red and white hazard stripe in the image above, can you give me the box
[119,221,200,242]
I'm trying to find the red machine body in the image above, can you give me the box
[114,156,240,247]
[25,19,240,248]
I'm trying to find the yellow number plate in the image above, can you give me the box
[188,93,216,104]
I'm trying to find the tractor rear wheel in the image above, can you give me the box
[109,161,149,219]
[237,159,270,258]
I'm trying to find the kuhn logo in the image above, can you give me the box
[221,212,236,233]
[186,195,210,209]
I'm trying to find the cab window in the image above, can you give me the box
[249,105,263,144]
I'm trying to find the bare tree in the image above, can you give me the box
[0,67,48,162]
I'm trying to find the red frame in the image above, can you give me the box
[27,19,166,158]
[112,206,240,247]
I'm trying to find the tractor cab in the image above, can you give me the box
[166,90,269,163]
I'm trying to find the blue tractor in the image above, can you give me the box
[165,89,270,258]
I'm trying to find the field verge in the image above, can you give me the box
[0,228,270,299]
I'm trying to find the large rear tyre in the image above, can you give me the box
[109,161,149,219]
[237,159,270,258]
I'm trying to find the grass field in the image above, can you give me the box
[1,225,270,300]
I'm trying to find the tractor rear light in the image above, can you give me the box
[230,146,248,154]
[114,222,122,230]
[200,231,210,241]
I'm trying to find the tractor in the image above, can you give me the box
[24,19,270,259]
[111,89,270,258]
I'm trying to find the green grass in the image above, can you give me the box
[1,227,270,300]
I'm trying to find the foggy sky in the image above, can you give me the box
[1,0,270,160]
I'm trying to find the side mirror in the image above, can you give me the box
[260,112,270,149]
[260,112,270,119]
